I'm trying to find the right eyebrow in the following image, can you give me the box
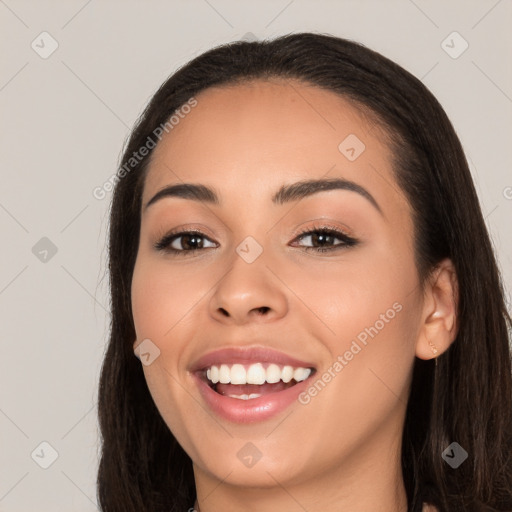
[144,183,219,211]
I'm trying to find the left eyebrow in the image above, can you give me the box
[272,177,383,215]
[143,177,383,215]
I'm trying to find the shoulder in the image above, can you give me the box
[422,504,438,512]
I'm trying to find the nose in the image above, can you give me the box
[208,248,288,325]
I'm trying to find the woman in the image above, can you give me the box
[97,33,512,511]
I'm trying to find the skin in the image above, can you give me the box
[131,79,458,512]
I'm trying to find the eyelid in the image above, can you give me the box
[291,221,355,240]
[154,223,217,242]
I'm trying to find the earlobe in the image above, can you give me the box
[415,258,459,360]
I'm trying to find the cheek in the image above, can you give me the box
[130,258,196,409]
[287,246,420,413]
[286,242,416,341]
[289,289,419,476]
[131,256,202,343]
[131,257,207,458]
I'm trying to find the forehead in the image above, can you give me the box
[142,79,404,212]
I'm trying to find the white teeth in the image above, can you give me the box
[230,364,246,385]
[293,367,311,382]
[210,365,219,384]
[246,363,266,385]
[219,364,231,384]
[205,362,312,385]
[266,364,282,383]
[281,366,294,383]
[227,393,262,400]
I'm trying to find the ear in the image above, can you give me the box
[415,258,459,360]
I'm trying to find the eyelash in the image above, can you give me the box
[154,224,359,256]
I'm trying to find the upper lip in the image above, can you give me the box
[189,345,317,373]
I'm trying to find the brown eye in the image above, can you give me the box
[154,231,216,255]
[292,226,359,253]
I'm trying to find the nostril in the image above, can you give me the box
[257,307,270,314]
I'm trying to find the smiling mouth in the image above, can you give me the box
[198,362,316,400]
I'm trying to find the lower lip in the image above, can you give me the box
[192,373,314,424]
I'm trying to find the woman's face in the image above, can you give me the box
[131,80,424,493]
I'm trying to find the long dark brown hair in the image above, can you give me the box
[97,32,512,511]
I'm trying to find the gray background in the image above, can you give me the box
[1,1,511,510]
